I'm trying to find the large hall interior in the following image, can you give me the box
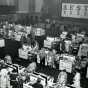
[0,0,88,88]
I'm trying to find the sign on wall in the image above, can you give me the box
[62,3,88,19]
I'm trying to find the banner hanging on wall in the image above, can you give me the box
[62,3,88,19]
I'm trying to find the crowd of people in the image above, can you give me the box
[0,20,88,88]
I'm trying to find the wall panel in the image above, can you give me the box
[35,0,43,13]
[17,0,35,13]
[18,0,29,13]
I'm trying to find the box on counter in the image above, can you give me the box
[59,60,73,73]
[0,39,5,47]
[34,28,45,36]
[44,37,57,49]
[46,37,55,41]
[44,37,60,49]
[14,25,24,32]
[44,40,53,48]
[62,54,75,63]
[25,26,32,34]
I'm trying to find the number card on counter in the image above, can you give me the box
[44,40,52,48]
[0,39,5,47]
[66,61,72,73]
[59,60,72,73]
[34,28,45,36]
[59,60,66,71]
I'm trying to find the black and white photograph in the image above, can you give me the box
[0,0,88,88]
